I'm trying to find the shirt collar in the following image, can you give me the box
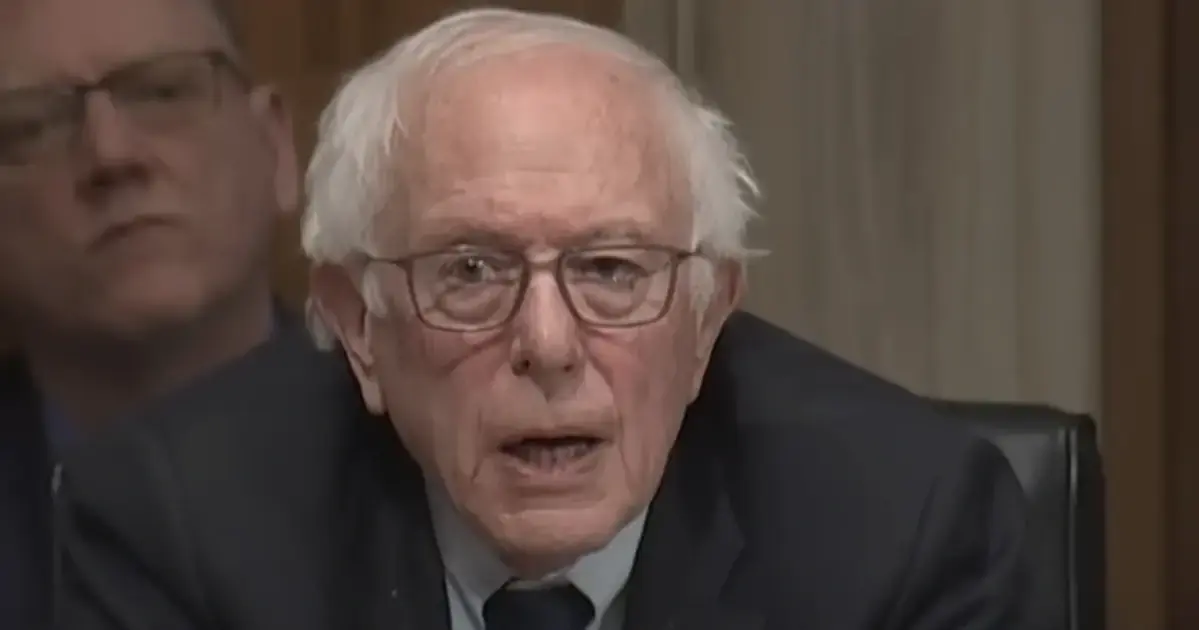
[428,484,647,626]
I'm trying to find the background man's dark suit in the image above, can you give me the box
[0,309,291,630]
[56,312,1029,630]
[0,364,53,629]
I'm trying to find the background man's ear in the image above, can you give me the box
[249,85,299,216]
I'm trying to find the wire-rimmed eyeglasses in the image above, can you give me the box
[369,244,698,332]
[0,50,247,166]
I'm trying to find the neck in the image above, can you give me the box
[26,289,276,426]
[502,553,578,581]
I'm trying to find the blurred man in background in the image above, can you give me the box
[0,0,297,626]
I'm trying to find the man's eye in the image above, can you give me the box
[441,255,508,284]
[0,118,48,144]
[127,78,197,102]
[576,257,647,284]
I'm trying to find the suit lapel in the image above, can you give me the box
[351,417,451,630]
[622,392,762,630]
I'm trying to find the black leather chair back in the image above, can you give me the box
[930,400,1104,630]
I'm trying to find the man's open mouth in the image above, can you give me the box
[500,434,604,470]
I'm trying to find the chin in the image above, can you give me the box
[484,499,632,575]
[87,273,213,340]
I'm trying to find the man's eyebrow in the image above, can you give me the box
[414,223,658,249]
[0,69,54,92]
[572,224,654,243]
[413,221,521,249]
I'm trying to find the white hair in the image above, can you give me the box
[301,8,761,347]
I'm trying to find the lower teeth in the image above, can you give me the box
[512,443,594,467]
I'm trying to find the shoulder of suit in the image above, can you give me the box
[59,320,376,540]
[709,312,974,448]
[69,322,365,473]
[708,314,1002,539]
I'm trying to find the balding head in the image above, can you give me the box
[304,9,759,287]
[406,44,681,249]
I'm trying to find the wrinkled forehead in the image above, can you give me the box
[396,46,687,251]
[0,0,228,88]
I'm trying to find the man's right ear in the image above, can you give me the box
[308,264,384,413]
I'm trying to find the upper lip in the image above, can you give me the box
[91,214,176,244]
[497,425,612,448]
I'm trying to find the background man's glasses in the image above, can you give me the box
[0,50,245,165]
[372,245,698,332]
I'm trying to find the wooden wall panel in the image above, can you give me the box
[1165,0,1199,624]
[1101,0,1167,624]
[227,0,624,305]
[1103,0,1199,626]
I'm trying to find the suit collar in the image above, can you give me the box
[347,419,452,630]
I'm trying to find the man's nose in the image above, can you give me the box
[78,92,139,165]
[509,273,583,392]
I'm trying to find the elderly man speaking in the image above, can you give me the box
[56,8,1030,630]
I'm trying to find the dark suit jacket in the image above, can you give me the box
[0,361,54,630]
[56,312,1030,630]
[0,304,292,630]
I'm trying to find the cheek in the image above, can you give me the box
[594,331,694,483]
[0,179,88,292]
[375,323,507,482]
[157,133,278,271]
[0,176,81,246]
[155,122,262,211]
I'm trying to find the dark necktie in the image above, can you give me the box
[483,583,595,630]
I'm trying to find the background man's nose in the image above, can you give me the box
[77,92,148,195]
[79,92,140,165]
